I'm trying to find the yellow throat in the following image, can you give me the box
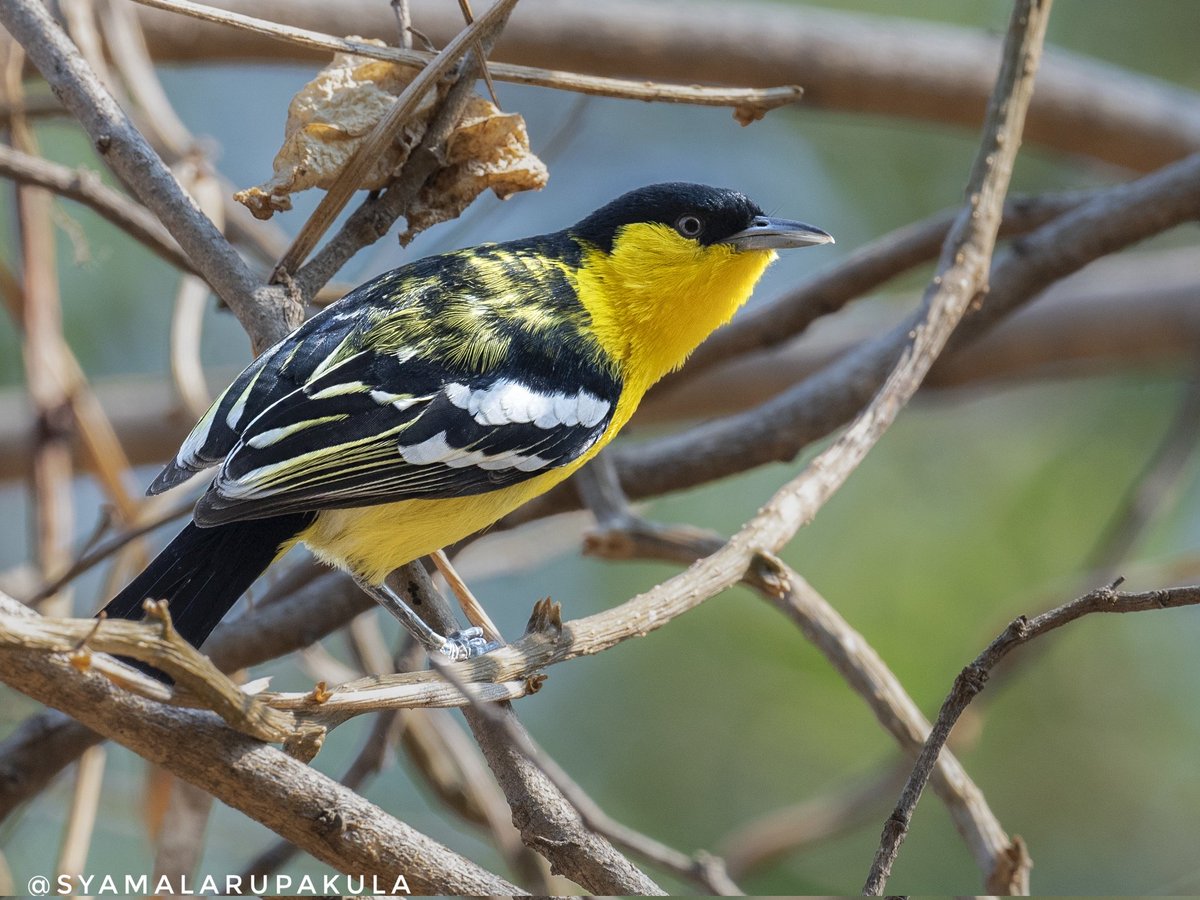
[573,222,776,395]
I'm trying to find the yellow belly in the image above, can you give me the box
[298,470,560,584]
[296,374,649,584]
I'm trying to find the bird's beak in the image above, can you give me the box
[720,216,835,251]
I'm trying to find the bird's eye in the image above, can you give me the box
[675,215,703,238]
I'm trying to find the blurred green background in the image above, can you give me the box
[2,0,1200,894]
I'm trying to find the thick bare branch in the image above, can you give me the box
[0,597,520,895]
[0,570,373,820]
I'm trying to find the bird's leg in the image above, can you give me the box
[352,576,498,661]
[430,549,505,646]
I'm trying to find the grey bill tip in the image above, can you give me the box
[720,215,834,251]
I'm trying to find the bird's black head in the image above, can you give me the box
[568,182,832,253]
[555,182,832,383]
[570,182,763,252]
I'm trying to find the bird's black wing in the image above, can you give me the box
[154,241,622,525]
[191,346,619,524]
[150,296,372,494]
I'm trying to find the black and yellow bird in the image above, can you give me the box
[102,183,832,659]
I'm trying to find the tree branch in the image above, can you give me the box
[862,579,1200,894]
[0,600,521,895]
[0,570,374,820]
[128,0,801,120]
[122,0,1200,171]
[0,0,299,351]
[0,143,197,275]
[392,561,667,896]
[584,515,1018,891]
[431,652,741,895]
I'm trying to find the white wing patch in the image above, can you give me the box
[399,431,551,472]
[370,389,426,411]
[445,380,610,429]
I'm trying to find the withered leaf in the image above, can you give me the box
[235,40,547,233]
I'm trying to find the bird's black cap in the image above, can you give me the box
[569,182,767,253]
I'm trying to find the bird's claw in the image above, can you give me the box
[438,626,503,661]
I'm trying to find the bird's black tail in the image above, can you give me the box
[101,512,314,650]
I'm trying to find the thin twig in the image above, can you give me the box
[126,0,801,119]
[0,143,197,274]
[55,743,106,879]
[584,515,1018,890]
[456,0,499,106]
[857,0,1055,889]
[0,0,300,351]
[26,499,195,606]
[862,579,1200,895]
[390,0,412,50]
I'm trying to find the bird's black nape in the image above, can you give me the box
[568,182,767,253]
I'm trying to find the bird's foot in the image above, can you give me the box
[438,626,504,661]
